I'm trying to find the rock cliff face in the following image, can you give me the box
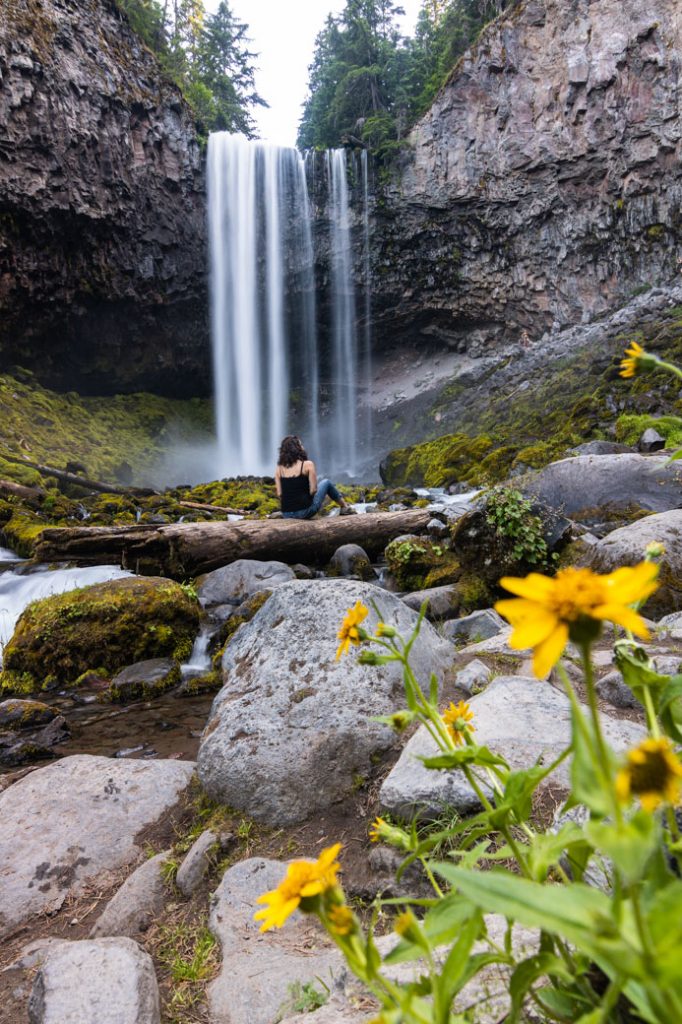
[371,0,682,358]
[0,0,208,396]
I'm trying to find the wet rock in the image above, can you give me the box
[208,858,344,1024]
[442,609,506,645]
[380,676,645,819]
[426,517,449,536]
[0,699,56,730]
[637,428,666,453]
[0,755,194,938]
[329,544,374,580]
[106,659,181,704]
[292,563,315,580]
[401,584,460,620]
[90,851,171,939]
[570,442,633,456]
[0,715,69,767]
[28,937,160,1024]
[197,580,454,825]
[585,509,682,616]
[197,559,295,608]
[456,658,492,695]
[176,829,217,897]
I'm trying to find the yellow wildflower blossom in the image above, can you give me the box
[442,700,475,745]
[495,563,658,678]
[327,903,355,936]
[336,600,369,660]
[254,843,342,932]
[369,816,385,842]
[616,738,682,812]
[620,340,645,378]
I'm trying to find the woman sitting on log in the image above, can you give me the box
[275,436,355,519]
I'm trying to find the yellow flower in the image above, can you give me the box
[369,816,385,842]
[495,563,658,678]
[394,910,417,937]
[616,738,682,812]
[336,600,369,660]
[327,903,355,936]
[376,622,396,638]
[368,815,411,850]
[620,340,645,378]
[254,843,342,932]
[442,699,475,745]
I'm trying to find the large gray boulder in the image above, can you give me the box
[380,676,645,819]
[208,857,344,1024]
[585,509,682,617]
[520,454,682,517]
[197,559,295,607]
[0,755,194,938]
[197,580,454,824]
[28,938,160,1024]
[401,584,460,620]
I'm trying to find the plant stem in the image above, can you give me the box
[580,643,622,825]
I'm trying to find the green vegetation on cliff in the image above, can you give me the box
[298,0,513,155]
[115,0,266,139]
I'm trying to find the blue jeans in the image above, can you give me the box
[283,479,342,519]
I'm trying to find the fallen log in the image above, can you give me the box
[0,451,157,496]
[0,479,45,502]
[35,509,433,578]
[178,500,247,516]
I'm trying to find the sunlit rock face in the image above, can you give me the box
[0,0,209,396]
[372,0,682,357]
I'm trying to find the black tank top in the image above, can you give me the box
[280,461,311,512]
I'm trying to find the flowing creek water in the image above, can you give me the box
[0,490,480,775]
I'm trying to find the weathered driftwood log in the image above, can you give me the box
[0,479,44,502]
[35,509,433,578]
[178,500,246,516]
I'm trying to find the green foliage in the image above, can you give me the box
[616,413,682,447]
[385,537,460,591]
[114,0,265,141]
[276,979,330,1021]
[484,487,550,568]
[298,0,514,156]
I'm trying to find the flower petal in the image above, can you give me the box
[507,611,559,650]
[593,603,650,639]
[603,562,658,604]
[532,623,568,678]
[494,598,544,622]
[499,574,556,601]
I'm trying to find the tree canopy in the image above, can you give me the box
[297,0,513,156]
[114,0,266,141]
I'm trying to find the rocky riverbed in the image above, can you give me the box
[2,445,682,1022]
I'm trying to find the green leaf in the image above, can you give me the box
[434,910,483,1013]
[657,676,682,743]
[509,954,573,1020]
[421,745,508,771]
[384,895,476,964]
[429,671,439,706]
[570,705,613,817]
[585,813,659,885]
[432,864,643,978]
[615,642,670,705]
[525,822,586,882]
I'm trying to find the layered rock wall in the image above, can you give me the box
[372,0,682,355]
[0,0,208,395]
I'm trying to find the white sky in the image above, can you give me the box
[204,0,423,146]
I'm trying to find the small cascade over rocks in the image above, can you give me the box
[207,132,372,478]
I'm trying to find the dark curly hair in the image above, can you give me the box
[278,435,308,468]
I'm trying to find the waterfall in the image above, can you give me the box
[207,133,369,479]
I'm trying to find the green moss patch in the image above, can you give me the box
[1,577,201,693]
[384,537,460,591]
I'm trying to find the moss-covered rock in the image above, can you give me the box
[0,698,57,730]
[615,414,682,448]
[384,537,461,591]
[380,433,494,488]
[0,577,201,693]
[103,658,182,704]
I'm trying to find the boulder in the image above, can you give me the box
[0,577,200,692]
[519,454,682,517]
[176,829,217,897]
[442,609,506,644]
[197,559,295,608]
[106,659,181,703]
[584,510,682,617]
[208,857,344,1024]
[329,544,374,579]
[0,714,69,767]
[90,851,171,939]
[380,676,645,819]
[401,584,460,620]
[456,658,492,695]
[570,442,632,456]
[0,755,194,938]
[596,671,639,710]
[0,699,56,730]
[28,938,160,1024]
[197,580,454,824]
[638,428,666,454]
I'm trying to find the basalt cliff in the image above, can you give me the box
[0,0,208,396]
[371,0,682,359]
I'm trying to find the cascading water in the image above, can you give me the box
[207,133,370,479]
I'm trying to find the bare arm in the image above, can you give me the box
[306,460,317,495]
[275,464,282,498]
